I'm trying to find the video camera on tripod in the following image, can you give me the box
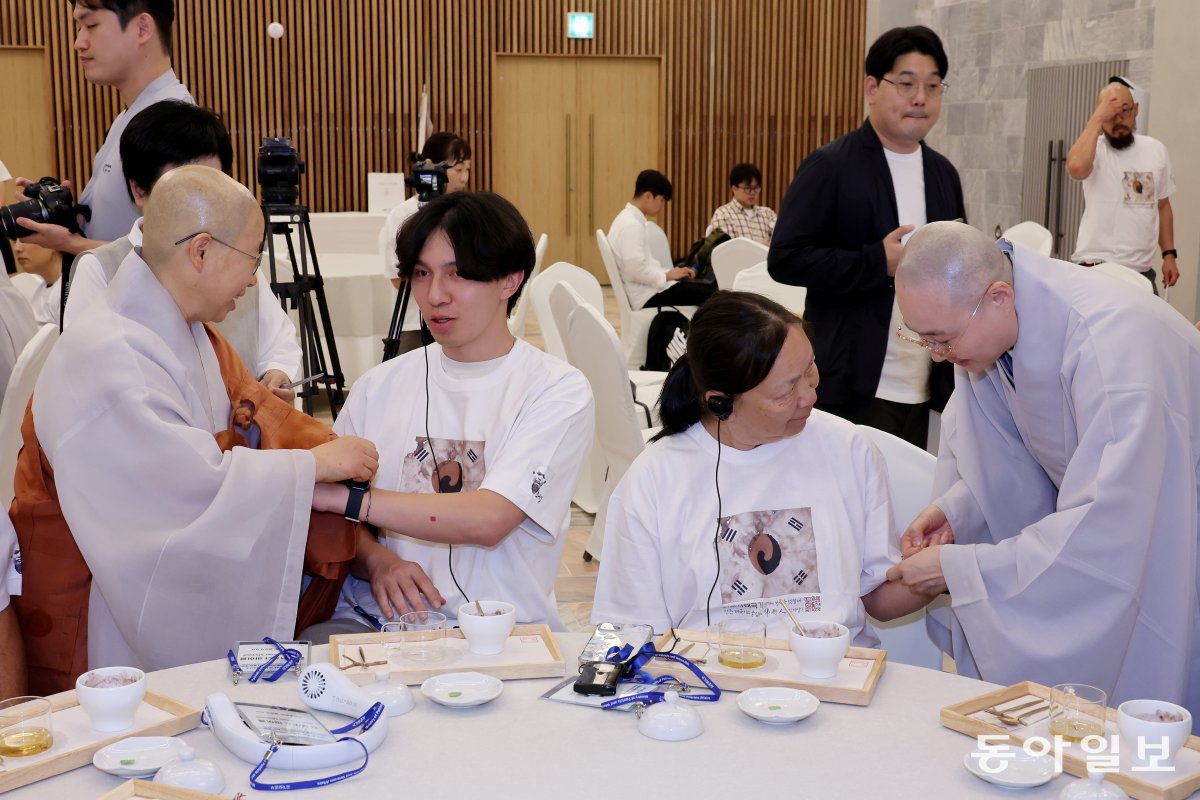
[258,137,306,206]
[406,154,450,204]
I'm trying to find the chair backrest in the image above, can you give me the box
[9,272,40,303]
[711,238,769,288]
[855,423,943,670]
[560,286,648,480]
[1090,261,1153,293]
[509,233,548,338]
[595,228,635,333]
[645,222,673,273]
[1001,221,1053,257]
[527,261,603,361]
[732,261,807,314]
[0,324,58,509]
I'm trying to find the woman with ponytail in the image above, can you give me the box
[592,291,936,643]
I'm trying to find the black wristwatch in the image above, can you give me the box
[343,480,370,522]
[1163,249,1178,259]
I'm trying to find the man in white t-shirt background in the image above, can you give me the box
[1067,77,1177,294]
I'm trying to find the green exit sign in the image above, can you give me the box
[567,12,594,39]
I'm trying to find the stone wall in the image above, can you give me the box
[913,0,1155,238]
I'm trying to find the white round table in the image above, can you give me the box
[8,634,1071,798]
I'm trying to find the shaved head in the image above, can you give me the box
[896,221,1011,308]
[141,165,260,271]
[1103,80,1134,105]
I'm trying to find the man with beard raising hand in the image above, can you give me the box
[1067,77,1178,293]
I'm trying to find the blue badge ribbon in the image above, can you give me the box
[599,643,721,710]
[248,637,304,683]
[247,702,384,791]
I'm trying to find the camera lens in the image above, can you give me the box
[0,198,47,240]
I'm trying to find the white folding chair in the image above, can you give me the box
[0,324,58,508]
[559,287,659,560]
[731,261,807,315]
[856,424,947,670]
[508,233,548,338]
[1088,261,1154,294]
[645,222,674,275]
[596,228,696,370]
[1001,222,1053,257]
[711,238,769,289]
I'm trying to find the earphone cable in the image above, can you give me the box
[423,328,470,605]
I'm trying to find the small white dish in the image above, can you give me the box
[963,745,1057,788]
[93,736,190,778]
[737,687,820,724]
[420,672,503,707]
[154,748,225,794]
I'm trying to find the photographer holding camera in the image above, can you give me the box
[379,132,471,354]
[12,1,191,255]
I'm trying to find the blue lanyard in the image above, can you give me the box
[248,702,384,791]
[227,638,304,684]
[599,643,721,710]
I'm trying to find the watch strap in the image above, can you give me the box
[343,480,370,522]
[1163,249,1178,259]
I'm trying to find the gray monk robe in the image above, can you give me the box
[928,240,1200,715]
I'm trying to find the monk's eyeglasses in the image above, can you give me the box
[174,231,265,273]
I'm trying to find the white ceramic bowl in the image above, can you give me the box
[1118,699,1192,767]
[76,666,146,732]
[457,601,516,655]
[788,621,849,679]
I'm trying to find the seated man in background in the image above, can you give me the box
[308,191,594,636]
[13,166,378,688]
[13,240,62,326]
[64,99,302,401]
[706,162,777,246]
[379,132,471,355]
[608,169,716,309]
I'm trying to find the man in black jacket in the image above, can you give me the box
[768,26,964,449]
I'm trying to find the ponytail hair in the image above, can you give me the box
[651,291,802,442]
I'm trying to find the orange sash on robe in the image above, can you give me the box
[10,325,356,694]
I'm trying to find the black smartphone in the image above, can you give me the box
[573,661,623,696]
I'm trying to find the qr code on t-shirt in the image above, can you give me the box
[803,596,821,613]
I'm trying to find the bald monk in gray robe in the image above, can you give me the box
[888,221,1200,718]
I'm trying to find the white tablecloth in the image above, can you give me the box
[6,634,1075,798]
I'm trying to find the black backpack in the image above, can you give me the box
[643,308,689,372]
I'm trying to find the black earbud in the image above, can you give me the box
[706,393,733,421]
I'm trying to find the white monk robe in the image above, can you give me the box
[929,239,1200,714]
[32,249,314,671]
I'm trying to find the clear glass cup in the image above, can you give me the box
[399,610,448,662]
[0,696,54,757]
[718,619,766,669]
[380,620,405,663]
[1049,683,1108,743]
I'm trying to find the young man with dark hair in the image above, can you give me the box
[379,132,473,353]
[768,25,964,449]
[707,162,778,246]
[308,191,594,636]
[15,0,192,255]
[608,169,715,309]
[63,100,302,401]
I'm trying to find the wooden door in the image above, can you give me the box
[493,55,661,282]
[0,47,56,203]
[577,58,661,276]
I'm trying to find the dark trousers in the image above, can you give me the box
[1140,267,1159,296]
[817,396,929,450]
[643,279,717,308]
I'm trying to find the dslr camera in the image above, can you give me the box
[1,177,78,240]
[257,136,305,205]
[406,154,449,204]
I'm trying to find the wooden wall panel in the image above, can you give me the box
[0,0,865,256]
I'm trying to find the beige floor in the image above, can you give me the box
[314,287,621,632]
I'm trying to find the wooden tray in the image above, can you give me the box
[650,629,886,706]
[330,623,567,686]
[941,681,1200,800]
[98,779,235,799]
[0,690,200,794]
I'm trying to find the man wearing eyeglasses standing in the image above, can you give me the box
[768,26,963,450]
[888,220,1200,719]
[1067,78,1177,294]
[706,163,777,246]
